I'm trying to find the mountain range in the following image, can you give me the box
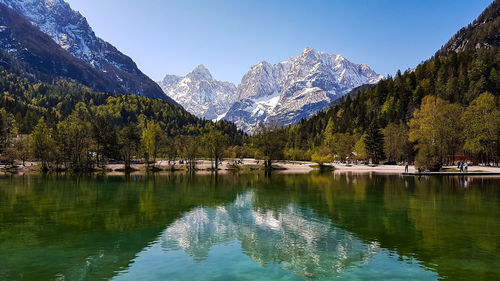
[0,0,383,131]
[161,191,378,274]
[0,0,174,103]
[159,48,383,132]
[2,0,492,137]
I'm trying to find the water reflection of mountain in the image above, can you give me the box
[1,173,499,281]
[161,191,379,278]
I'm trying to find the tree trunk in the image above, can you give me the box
[265,160,272,170]
[125,150,131,171]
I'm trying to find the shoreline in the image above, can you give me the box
[2,160,500,176]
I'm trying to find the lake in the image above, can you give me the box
[0,173,499,280]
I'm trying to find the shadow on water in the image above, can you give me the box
[0,173,499,280]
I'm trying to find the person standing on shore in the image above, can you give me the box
[405,162,409,173]
[460,162,464,173]
[465,162,468,173]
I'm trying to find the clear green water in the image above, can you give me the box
[0,173,499,281]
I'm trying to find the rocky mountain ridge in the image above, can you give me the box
[0,0,172,101]
[251,48,382,131]
[161,48,383,132]
[435,0,500,58]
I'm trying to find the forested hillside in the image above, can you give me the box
[291,47,500,140]
[266,0,500,170]
[0,69,245,171]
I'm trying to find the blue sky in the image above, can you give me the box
[66,0,492,84]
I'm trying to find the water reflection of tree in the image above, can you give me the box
[0,174,242,281]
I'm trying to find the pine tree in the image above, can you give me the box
[364,124,385,164]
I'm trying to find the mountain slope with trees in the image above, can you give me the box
[435,0,500,57]
[0,68,245,171]
[0,4,138,99]
[0,0,171,101]
[267,0,500,170]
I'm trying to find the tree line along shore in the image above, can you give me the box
[0,90,498,174]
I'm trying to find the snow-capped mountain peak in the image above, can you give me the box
[158,66,237,120]
[223,48,383,132]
